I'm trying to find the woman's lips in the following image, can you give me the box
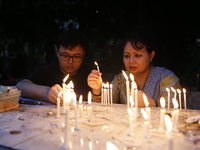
[129,66,137,70]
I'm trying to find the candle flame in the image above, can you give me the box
[171,87,176,93]
[130,95,134,107]
[63,74,69,83]
[143,93,149,107]
[165,115,172,133]
[89,141,92,150]
[88,91,92,104]
[122,70,128,81]
[106,141,118,150]
[69,81,74,89]
[177,89,181,94]
[69,141,72,149]
[166,87,170,92]
[58,91,63,98]
[127,108,133,116]
[183,88,186,94]
[110,84,112,89]
[80,138,83,146]
[130,73,134,82]
[79,95,83,103]
[133,81,137,89]
[94,61,98,66]
[160,97,165,108]
[72,92,76,102]
[65,90,71,103]
[61,137,64,143]
[141,108,148,120]
[172,98,178,109]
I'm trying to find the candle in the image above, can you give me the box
[171,87,176,100]
[78,95,83,119]
[94,61,102,82]
[130,95,137,123]
[107,82,110,106]
[122,70,130,108]
[143,93,151,126]
[106,141,118,150]
[165,115,173,150]
[133,82,138,118]
[62,90,71,150]
[127,108,133,136]
[62,75,69,114]
[177,89,182,109]
[56,91,63,118]
[72,93,79,130]
[130,73,134,99]
[141,108,151,138]
[172,98,179,132]
[101,83,104,105]
[166,87,170,109]
[87,91,92,122]
[158,97,166,131]
[110,84,113,107]
[183,88,187,109]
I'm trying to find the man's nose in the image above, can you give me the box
[68,56,73,63]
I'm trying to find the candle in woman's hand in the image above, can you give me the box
[166,87,170,109]
[158,97,166,131]
[56,91,63,118]
[183,88,187,109]
[122,70,130,108]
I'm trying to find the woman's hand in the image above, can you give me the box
[87,70,102,95]
[46,84,63,105]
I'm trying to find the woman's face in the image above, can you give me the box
[123,41,155,76]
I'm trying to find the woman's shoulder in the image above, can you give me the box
[152,66,176,76]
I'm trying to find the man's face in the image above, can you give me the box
[57,45,85,75]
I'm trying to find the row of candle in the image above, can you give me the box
[101,82,113,106]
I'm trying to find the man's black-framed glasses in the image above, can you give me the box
[58,52,83,62]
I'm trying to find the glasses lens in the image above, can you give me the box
[73,56,82,62]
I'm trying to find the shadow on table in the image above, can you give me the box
[187,90,200,110]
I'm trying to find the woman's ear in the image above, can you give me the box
[150,51,155,62]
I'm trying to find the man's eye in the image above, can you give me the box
[74,56,81,58]
[62,54,69,58]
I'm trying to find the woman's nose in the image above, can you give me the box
[129,56,135,63]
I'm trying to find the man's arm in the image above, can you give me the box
[16,79,50,100]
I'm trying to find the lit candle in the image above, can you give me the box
[166,87,170,109]
[165,115,173,150]
[172,98,179,132]
[133,81,138,118]
[177,89,182,109]
[183,88,187,109]
[62,90,71,150]
[158,97,166,131]
[56,91,63,118]
[130,73,134,99]
[78,95,83,119]
[110,84,113,107]
[122,70,130,108]
[72,93,79,130]
[130,95,137,123]
[106,141,118,150]
[127,108,133,136]
[87,91,92,122]
[171,87,176,100]
[104,83,107,106]
[107,82,110,106]
[141,108,151,138]
[143,93,151,126]
[62,74,69,114]
[94,61,102,82]
[101,83,104,105]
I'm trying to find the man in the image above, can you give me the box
[16,30,91,104]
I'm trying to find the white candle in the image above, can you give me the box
[130,73,134,99]
[110,84,113,107]
[72,93,79,130]
[158,97,166,131]
[177,89,182,109]
[172,98,179,132]
[56,91,63,118]
[101,83,104,105]
[62,75,69,114]
[127,108,133,136]
[166,88,170,109]
[94,61,102,82]
[165,115,173,150]
[143,93,151,125]
[183,88,187,109]
[107,82,110,106]
[130,95,137,123]
[133,82,138,118]
[141,108,151,138]
[122,70,130,108]
[78,95,83,119]
[88,91,92,122]
[171,87,176,100]
[62,90,71,150]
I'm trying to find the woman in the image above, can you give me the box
[87,29,181,107]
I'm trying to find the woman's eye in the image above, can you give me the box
[135,54,142,57]
[124,55,130,58]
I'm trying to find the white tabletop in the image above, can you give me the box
[0,102,199,150]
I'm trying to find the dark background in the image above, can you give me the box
[0,0,200,88]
